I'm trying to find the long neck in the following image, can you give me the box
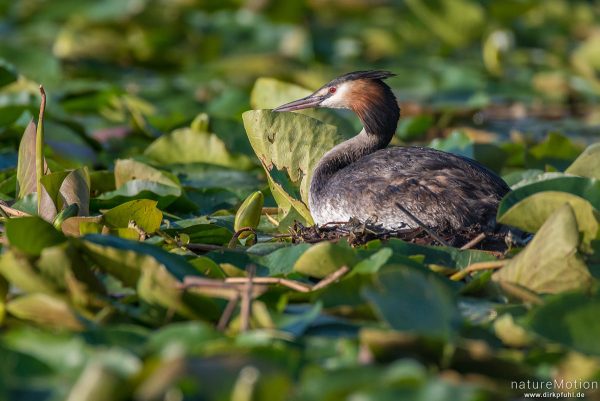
[310,81,400,197]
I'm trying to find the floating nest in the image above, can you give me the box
[288,218,511,252]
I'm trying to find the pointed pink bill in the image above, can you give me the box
[273,94,324,112]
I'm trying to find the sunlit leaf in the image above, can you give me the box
[102,199,163,234]
[114,159,179,189]
[242,109,342,223]
[498,176,600,215]
[565,143,600,179]
[144,114,253,168]
[293,241,356,278]
[7,294,85,330]
[497,191,600,248]
[493,204,592,294]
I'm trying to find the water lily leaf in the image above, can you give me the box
[526,132,582,170]
[384,239,496,269]
[5,216,67,256]
[565,143,600,179]
[146,321,220,353]
[60,168,91,216]
[255,243,311,276]
[527,291,600,355]
[91,179,181,209]
[37,243,105,307]
[39,168,90,222]
[80,234,200,285]
[79,236,218,320]
[293,241,356,278]
[242,109,341,223]
[137,261,219,320]
[363,265,461,339]
[144,114,253,168]
[7,293,84,331]
[40,170,69,211]
[497,191,600,246]
[61,216,103,236]
[352,248,393,275]
[114,159,179,189]
[0,250,59,294]
[163,223,232,245]
[250,77,355,135]
[102,199,163,234]
[493,204,592,294]
[16,120,48,199]
[498,176,600,216]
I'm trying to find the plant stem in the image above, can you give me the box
[36,86,46,214]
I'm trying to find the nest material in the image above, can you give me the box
[288,218,509,251]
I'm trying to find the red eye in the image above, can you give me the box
[329,87,337,94]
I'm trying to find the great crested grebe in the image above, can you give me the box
[274,70,510,231]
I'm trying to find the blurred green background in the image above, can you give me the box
[2,1,600,401]
[2,0,600,149]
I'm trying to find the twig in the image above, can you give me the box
[225,277,311,292]
[450,260,507,281]
[263,211,279,226]
[240,264,256,332]
[395,203,450,247]
[460,233,486,250]
[312,265,350,291]
[217,293,240,331]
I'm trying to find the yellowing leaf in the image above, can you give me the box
[102,199,163,234]
[242,110,341,224]
[566,143,600,179]
[493,204,592,294]
[144,114,253,168]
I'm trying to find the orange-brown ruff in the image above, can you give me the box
[274,71,510,230]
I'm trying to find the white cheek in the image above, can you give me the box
[320,84,350,109]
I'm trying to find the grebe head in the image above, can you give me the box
[273,70,396,112]
[274,70,399,140]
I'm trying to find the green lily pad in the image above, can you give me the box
[493,204,592,294]
[565,143,600,179]
[528,291,600,355]
[144,114,253,169]
[497,191,600,247]
[498,176,600,216]
[5,216,67,256]
[363,265,461,339]
[242,109,342,223]
[102,199,163,234]
[7,293,85,331]
[91,179,181,209]
[293,241,356,278]
[114,159,180,189]
[250,77,355,135]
